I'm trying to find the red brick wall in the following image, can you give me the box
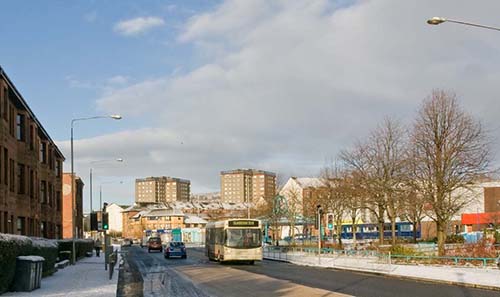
[0,73,64,239]
[62,174,83,239]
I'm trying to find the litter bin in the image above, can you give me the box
[13,256,44,292]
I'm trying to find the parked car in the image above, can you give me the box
[148,237,163,253]
[122,238,133,247]
[164,242,187,259]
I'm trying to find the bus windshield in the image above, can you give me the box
[226,229,261,248]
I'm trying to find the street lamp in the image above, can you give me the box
[90,158,124,212]
[427,17,500,31]
[70,115,122,265]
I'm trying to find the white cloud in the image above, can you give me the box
[114,16,165,36]
[85,0,500,196]
[106,75,129,86]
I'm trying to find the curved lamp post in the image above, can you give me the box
[427,17,500,31]
[70,115,122,265]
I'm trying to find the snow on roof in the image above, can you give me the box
[293,177,326,188]
[185,215,208,224]
[132,210,149,219]
[142,208,185,217]
[18,255,45,262]
[122,204,143,212]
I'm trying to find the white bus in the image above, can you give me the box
[205,219,262,264]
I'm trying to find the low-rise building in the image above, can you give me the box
[121,202,246,240]
[62,173,84,239]
[106,203,129,234]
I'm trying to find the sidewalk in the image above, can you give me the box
[264,250,500,290]
[4,251,119,297]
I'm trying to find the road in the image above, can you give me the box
[123,246,498,297]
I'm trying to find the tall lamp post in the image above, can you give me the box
[90,158,124,212]
[427,17,500,31]
[70,115,122,265]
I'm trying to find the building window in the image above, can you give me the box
[3,148,7,186]
[55,160,61,177]
[2,88,7,120]
[29,125,34,150]
[9,106,14,136]
[9,159,14,192]
[29,169,34,198]
[40,181,47,204]
[56,191,61,211]
[48,147,53,169]
[48,183,53,206]
[16,114,25,141]
[17,163,25,194]
[17,217,26,235]
[41,221,47,238]
[39,142,47,163]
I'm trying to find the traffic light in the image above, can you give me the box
[327,214,334,230]
[314,205,322,229]
[102,212,109,230]
[90,212,98,231]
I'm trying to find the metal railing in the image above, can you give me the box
[109,252,117,280]
[264,246,500,269]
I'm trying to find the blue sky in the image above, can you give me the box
[1,1,499,210]
[0,0,217,139]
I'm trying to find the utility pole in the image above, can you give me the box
[317,205,322,265]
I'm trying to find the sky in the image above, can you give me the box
[1,0,499,211]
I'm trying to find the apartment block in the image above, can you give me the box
[62,173,84,239]
[135,176,190,204]
[220,169,276,203]
[0,66,65,239]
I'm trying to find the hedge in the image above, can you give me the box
[57,239,94,261]
[0,234,58,294]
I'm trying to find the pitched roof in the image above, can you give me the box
[185,215,208,224]
[293,177,326,188]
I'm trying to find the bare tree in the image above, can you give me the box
[320,163,348,248]
[369,118,408,245]
[341,141,386,244]
[341,118,408,245]
[411,90,491,256]
[402,148,428,243]
[281,186,302,240]
[343,171,365,248]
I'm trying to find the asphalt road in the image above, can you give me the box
[126,246,499,297]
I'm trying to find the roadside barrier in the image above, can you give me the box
[263,246,499,271]
[109,252,117,280]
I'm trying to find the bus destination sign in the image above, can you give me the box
[228,220,259,227]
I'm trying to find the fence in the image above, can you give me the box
[263,246,499,272]
[263,246,393,272]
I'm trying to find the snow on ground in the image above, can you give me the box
[4,250,119,297]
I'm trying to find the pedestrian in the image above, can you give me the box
[95,238,102,257]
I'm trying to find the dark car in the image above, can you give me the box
[122,238,133,247]
[164,242,187,259]
[148,237,163,253]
